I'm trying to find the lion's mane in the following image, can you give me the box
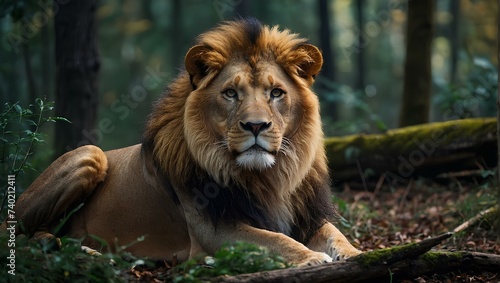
[142,19,335,242]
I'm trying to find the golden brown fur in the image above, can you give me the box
[1,19,361,266]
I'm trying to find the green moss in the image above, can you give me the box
[420,251,463,265]
[353,243,418,268]
[354,247,466,269]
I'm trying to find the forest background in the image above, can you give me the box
[0,0,497,189]
[0,0,499,281]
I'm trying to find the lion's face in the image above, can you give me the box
[184,61,293,171]
[179,21,324,185]
[201,61,302,170]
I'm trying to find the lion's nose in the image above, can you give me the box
[240,121,272,137]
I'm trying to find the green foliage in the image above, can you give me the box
[434,57,498,120]
[454,181,497,226]
[171,242,291,282]
[0,98,69,177]
[0,234,126,283]
[0,98,69,221]
[318,80,388,136]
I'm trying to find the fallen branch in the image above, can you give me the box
[217,251,500,283]
[216,233,500,283]
[453,205,499,233]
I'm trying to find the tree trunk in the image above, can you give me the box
[54,0,100,157]
[22,43,37,104]
[355,0,365,91]
[317,0,337,120]
[399,0,435,127]
[41,24,52,100]
[318,0,334,82]
[449,0,460,83]
[171,0,182,67]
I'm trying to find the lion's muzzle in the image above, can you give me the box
[232,120,280,170]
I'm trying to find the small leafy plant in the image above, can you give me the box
[0,98,69,177]
[171,242,291,282]
[0,98,69,219]
[317,79,388,136]
[0,234,126,283]
[434,57,498,119]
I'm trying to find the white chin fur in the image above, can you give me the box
[236,150,275,170]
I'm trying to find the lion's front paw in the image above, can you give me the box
[333,247,362,261]
[327,238,362,261]
[296,251,332,267]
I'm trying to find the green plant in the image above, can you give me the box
[434,57,498,119]
[171,242,291,282]
[0,98,69,176]
[317,80,388,136]
[0,233,128,283]
[0,98,69,219]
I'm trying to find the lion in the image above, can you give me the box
[1,18,361,266]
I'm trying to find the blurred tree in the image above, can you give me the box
[449,0,460,83]
[54,0,100,157]
[22,43,37,102]
[40,24,52,100]
[171,0,182,67]
[355,0,365,90]
[399,0,435,127]
[317,0,337,121]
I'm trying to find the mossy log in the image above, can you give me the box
[217,233,500,283]
[325,118,497,183]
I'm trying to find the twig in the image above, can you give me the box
[452,205,499,233]
[370,173,385,203]
[356,159,368,192]
[398,178,413,213]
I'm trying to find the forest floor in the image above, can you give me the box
[334,176,500,283]
[126,176,500,282]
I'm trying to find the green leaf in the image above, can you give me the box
[14,104,22,113]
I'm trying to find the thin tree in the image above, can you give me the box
[399,0,435,127]
[171,0,182,67]
[355,0,365,91]
[449,0,460,83]
[54,0,100,157]
[317,0,337,121]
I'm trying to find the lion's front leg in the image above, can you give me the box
[190,221,333,267]
[177,193,332,266]
[307,222,361,260]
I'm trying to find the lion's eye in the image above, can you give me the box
[223,89,238,99]
[271,88,285,98]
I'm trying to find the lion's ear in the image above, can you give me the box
[295,44,323,85]
[185,45,225,89]
[185,45,209,88]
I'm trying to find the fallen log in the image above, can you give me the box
[217,251,500,283]
[325,118,497,183]
[216,233,500,283]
